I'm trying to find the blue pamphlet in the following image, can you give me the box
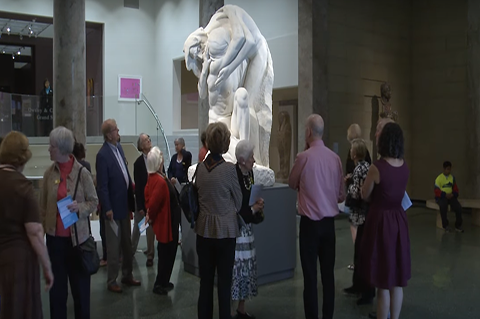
[138,216,149,234]
[57,195,78,229]
[402,192,412,211]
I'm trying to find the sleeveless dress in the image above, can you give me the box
[361,159,411,289]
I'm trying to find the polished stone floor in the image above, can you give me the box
[41,207,480,318]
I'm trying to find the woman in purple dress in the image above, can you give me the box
[361,123,410,319]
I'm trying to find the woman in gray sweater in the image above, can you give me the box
[195,122,243,319]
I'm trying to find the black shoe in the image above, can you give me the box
[161,282,174,291]
[152,285,168,295]
[356,296,373,305]
[455,227,464,233]
[343,286,359,295]
[369,311,390,319]
[236,310,255,319]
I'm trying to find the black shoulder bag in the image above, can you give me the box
[73,167,100,275]
[179,163,200,228]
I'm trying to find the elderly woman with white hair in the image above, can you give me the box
[231,140,265,319]
[145,146,181,295]
[41,126,98,319]
[167,137,192,185]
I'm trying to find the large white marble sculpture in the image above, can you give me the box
[184,5,275,186]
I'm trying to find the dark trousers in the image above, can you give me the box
[99,216,107,260]
[299,216,336,319]
[352,224,375,299]
[46,235,91,319]
[438,197,463,228]
[155,222,179,287]
[196,235,236,319]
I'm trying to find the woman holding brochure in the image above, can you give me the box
[41,126,98,319]
[361,123,410,319]
[144,146,181,295]
[231,140,264,319]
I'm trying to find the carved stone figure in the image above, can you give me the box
[276,111,292,181]
[183,4,274,168]
[379,82,398,122]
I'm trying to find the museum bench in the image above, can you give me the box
[425,199,480,228]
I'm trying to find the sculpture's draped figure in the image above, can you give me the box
[183,5,274,170]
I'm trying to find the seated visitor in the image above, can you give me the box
[434,161,464,233]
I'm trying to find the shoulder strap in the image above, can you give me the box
[73,167,93,245]
[192,162,201,182]
[0,164,16,170]
[73,166,84,201]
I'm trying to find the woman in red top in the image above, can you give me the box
[145,146,181,295]
[41,126,98,319]
[198,131,208,162]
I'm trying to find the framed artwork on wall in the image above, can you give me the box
[118,75,142,101]
[275,101,298,183]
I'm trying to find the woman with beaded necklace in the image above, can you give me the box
[231,140,264,319]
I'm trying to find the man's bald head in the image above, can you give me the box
[375,117,395,146]
[307,114,325,138]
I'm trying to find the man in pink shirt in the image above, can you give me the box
[289,114,345,319]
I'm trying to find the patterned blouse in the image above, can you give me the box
[348,161,370,206]
[347,160,370,226]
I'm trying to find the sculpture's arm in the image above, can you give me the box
[198,50,211,99]
[214,9,258,88]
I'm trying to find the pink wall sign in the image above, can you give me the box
[118,76,142,100]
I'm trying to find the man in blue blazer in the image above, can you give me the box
[96,119,140,293]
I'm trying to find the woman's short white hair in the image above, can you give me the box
[235,140,255,162]
[147,146,163,174]
[50,126,75,156]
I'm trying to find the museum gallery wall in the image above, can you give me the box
[1,0,470,200]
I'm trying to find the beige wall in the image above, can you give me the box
[411,0,468,200]
[269,87,298,180]
[181,60,200,129]
[327,0,412,192]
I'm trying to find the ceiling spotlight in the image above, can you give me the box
[17,51,21,55]
[6,27,10,32]
[2,50,5,54]
[12,55,15,60]
[34,33,38,38]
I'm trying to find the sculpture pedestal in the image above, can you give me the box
[181,183,297,285]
